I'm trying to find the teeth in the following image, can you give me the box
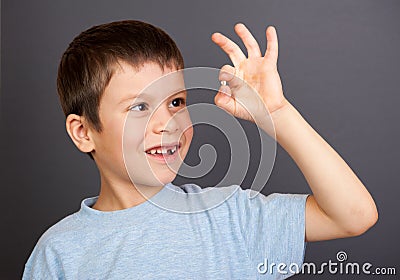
[167,147,176,155]
[147,145,179,155]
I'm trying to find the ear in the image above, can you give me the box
[65,114,95,154]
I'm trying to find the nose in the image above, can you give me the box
[151,105,179,134]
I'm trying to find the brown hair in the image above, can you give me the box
[57,20,184,159]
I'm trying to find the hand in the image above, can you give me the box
[211,23,289,125]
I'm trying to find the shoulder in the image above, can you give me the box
[169,182,308,216]
[35,212,80,248]
[169,182,308,208]
[23,212,82,279]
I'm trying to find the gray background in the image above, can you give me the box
[1,0,399,279]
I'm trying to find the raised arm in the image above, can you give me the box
[211,23,378,241]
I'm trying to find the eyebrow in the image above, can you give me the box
[119,90,186,105]
[119,92,152,105]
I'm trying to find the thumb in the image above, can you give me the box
[214,85,236,116]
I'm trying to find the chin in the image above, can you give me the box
[135,170,176,188]
[156,171,178,185]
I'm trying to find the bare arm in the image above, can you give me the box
[211,23,378,242]
[269,100,378,241]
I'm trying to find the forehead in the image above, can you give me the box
[104,61,185,103]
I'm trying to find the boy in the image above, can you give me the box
[23,20,377,279]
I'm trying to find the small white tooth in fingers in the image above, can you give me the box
[220,80,227,86]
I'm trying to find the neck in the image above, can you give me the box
[92,175,164,211]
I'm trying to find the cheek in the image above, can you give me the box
[184,125,193,144]
[178,112,193,147]
[179,109,193,132]
[123,115,147,152]
[95,117,122,154]
[106,117,124,144]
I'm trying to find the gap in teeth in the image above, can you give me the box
[148,145,177,155]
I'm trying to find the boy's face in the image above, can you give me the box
[89,61,193,191]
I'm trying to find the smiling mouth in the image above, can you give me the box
[145,143,181,156]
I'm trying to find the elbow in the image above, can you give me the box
[344,203,379,237]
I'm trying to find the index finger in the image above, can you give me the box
[211,32,246,67]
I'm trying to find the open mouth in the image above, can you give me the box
[145,143,181,157]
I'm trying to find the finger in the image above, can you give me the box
[219,64,244,90]
[211,32,246,67]
[219,65,235,82]
[217,85,232,97]
[234,23,262,58]
[264,26,279,64]
[214,86,236,116]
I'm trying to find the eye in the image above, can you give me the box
[128,103,148,112]
[169,97,186,108]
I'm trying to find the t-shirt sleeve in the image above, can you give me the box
[22,237,63,280]
[235,188,309,279]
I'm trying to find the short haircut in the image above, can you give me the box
[57,20,184,159]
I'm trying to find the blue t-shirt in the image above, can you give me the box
[23,183,309,279]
